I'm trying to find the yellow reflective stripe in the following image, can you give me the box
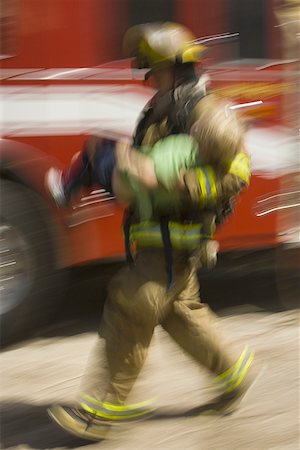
[131,235,203,249]
[81,393,155,412]
[207,166,217,202]
[131,221,202,233]
[196,168,207,200]
[225,351,254,393]
[81,403,153,421]
[229,152,251,184]
[215,346,254,393]
[131,231,161,239]
[130,221,161,244]
[197,166,217,204]
[129,221,207,249]
[80,393,156,421]
[218,346,249,380]
[171,233,202,241]
[169,222,203,232]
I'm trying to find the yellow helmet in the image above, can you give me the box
[123,22,207,69]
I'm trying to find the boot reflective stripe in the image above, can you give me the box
[80,404,154,421]
[228,152,251,184]
[81,393,155,411]
[80,394,155,421]
[129,221,210,249]
[225,351,254,393]
[218,346,249,380]
[196,166,217,204]
[216,346,254,393]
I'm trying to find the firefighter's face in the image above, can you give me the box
[147,64,175,94]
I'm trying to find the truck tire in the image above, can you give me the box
[0,179,67,346]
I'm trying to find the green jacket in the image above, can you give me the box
[122,134,200,221]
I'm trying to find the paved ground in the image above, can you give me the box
[1,303,299,450]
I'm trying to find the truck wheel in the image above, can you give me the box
[0,179,67,346]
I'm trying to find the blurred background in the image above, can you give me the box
[0,0,296,65]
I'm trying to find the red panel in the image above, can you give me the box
[1,0,125,69]
[68,210,125,265]
[268,0,283,59]
[216,175,280,251]
[174,0,229,37]
[11,134,86,166]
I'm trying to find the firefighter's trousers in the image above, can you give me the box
[81,248,235,405]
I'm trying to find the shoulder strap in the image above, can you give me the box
[160,217,173,290]
[170,76,208,133]
[123,209,135,265]
[133,92,173,147]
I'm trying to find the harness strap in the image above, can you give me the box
[123,209,134,265]
[170,80,207,134]
[160,217,173,290]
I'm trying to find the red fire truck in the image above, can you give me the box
[0,0,299,343]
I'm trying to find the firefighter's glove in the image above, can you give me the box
[216,197,236,224]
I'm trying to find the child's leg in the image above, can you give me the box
[63,138,116,199]
[46,137,116,207]
[92,138,116,194]
[61,142,91,201]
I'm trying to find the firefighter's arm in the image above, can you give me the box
[115,134,196,192]
[182,151,251,204]
[115,139,158,188]
[221,150,251,197]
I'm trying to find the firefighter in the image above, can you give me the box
[48,23,254,441]
[46,93,248,268]
[113,93,250,270]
